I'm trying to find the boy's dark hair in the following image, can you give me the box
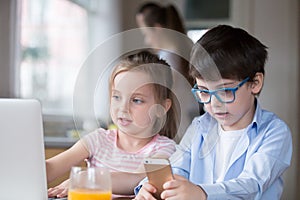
[189,25,268,82]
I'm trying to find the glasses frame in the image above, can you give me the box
[191,77,250,104]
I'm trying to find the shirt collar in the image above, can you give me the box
[248,98,262,134]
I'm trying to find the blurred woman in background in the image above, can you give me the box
[136,2,203,141]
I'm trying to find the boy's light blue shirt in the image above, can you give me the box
[169,102,292,200]
[135,102,292,199]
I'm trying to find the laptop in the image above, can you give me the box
[0,98,48,200]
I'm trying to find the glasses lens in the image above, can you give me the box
[215,89,234,103]
[195,91,210,103]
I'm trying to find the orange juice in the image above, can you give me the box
[68,188,112,200]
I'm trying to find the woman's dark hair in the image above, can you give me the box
[137,2,186,34]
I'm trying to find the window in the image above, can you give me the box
[187,29,208,43]
[20,0,88,116]
[183,0,231,28]
[183,0,231,43]
[184,0,230,21]
[20,0,121,138]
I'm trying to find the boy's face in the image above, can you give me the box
[196,77,262,131]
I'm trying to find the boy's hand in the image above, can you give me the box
[161,175,207,200]
[134,182,157,200]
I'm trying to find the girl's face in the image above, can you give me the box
[196,77,259,131]
[110,70,160,138]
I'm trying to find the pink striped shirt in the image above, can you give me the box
[82,128,176,173]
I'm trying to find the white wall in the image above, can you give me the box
[0,0,18,97]
[249,0,299,199]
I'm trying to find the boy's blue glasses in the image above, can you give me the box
[191,77,250,104]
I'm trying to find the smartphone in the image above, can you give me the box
[143,158,174,200]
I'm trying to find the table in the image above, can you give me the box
[48,195,134,200]
[113,194,135,199]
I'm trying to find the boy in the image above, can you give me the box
[134,25,292,200]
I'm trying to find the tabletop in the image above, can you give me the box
[48,195,134,200]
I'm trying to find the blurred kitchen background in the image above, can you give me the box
[0,0,299,198]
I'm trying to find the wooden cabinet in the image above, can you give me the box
[45,148,86,188]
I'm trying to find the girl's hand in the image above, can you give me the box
[134,182,157,200]
[48,179,70,198]
[161,175,207,200]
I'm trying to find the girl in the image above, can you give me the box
[46,50,178,198]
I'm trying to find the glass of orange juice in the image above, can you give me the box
[68,166,112,200]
